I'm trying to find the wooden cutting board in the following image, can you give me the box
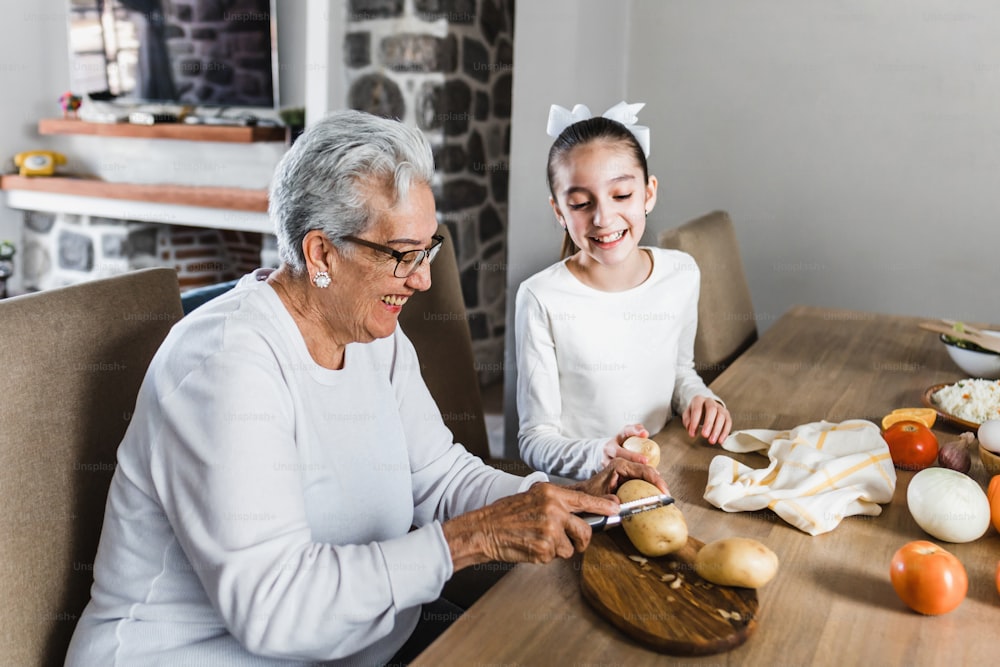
[580,530,759,656]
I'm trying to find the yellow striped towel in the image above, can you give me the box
[703,420,896,535]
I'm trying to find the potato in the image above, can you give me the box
[694,537,779,588]
[622,436,660,468]
[616,479,687,557]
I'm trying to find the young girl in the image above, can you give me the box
[515,102,732,480]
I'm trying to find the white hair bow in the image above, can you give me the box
[545,101,651,157]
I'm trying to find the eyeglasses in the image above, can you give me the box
[341,234,444,278]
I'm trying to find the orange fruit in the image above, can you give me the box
[881,408,937,431]
[988,476,1000,534]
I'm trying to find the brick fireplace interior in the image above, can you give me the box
[21,211,270,292]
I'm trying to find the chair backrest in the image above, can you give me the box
[0,268,182,666]
[398,224,491,461]
[658,210,758,384]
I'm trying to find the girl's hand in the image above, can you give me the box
[683,397,732,445]
[600,423,650,467]
[569,457,669,499]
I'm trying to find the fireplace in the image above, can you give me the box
[20,210,272,292]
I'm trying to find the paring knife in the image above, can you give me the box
[579,494,674,531]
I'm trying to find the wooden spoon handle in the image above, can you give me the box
[942,319,988,337]
[920,321,964,337]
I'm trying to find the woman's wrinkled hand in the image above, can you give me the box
[569,457,669,499]
[682,396,732,445]
[600,423,650,467]
[442,483,618,571]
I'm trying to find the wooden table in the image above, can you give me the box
[414,306,999,667]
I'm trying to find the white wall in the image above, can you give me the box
[0,0,71,292]
[503,0,1000,456]
[304,0,345,126]
[628,0,999,329]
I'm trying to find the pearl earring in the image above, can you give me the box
[313,271,331,289]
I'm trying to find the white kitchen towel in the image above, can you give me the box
[703,420,896,535]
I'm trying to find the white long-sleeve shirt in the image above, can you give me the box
[515,247,720,479]
[66,274,546,666]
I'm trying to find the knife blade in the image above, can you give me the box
[579,494,674,531]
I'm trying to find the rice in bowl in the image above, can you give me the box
[932,379,1000,425]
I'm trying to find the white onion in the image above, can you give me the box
[906,468,990,543]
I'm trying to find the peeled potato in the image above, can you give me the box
[694,537,779,588]
[616,479,687,557]
[622,436,660,467]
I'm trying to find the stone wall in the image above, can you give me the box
[21,212,156,291]
[166,0,276,107]
[345,0,514,385]
[78,0,278,106]
[20,211,263,291]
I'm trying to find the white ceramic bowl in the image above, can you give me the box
[941,330,1000,379]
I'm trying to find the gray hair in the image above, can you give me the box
[269,109,435,273]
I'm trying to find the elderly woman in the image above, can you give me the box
[66,110,666,666]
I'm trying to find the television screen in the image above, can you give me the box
[67,0,278,109]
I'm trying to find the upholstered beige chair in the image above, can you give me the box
[399,224,528,607]
[400,224,528,474]
[0,268,182,667]
[399,224,490,460]
[658,210,758,384]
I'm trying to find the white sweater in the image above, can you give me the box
[515,247,719,479]
[66,275,546,666]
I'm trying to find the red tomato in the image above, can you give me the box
[890,541,967,615]
[883,421,939,471]
[988,476,1000,533]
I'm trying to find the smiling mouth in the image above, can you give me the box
[591,230,625,244]
[381,295,408,307]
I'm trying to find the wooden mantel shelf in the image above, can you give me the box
[39,118,287,143]
[0,174,268,212]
